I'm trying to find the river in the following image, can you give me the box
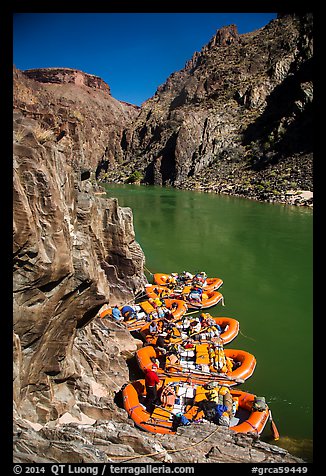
[103,184,313,462]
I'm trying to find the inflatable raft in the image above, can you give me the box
[153,272,223,293]
[135,344,256,386]
[122,376,269,436]
[99,298,188,331]
[145,284,224,309]
[139,315,240,346]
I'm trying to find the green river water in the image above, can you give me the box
[103,184,313,462]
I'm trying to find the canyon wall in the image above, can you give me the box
[13,66,147,424]
[105,13,313,205]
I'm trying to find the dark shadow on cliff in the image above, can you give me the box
[242,57,313,168]
[144,132,177,185]
[114,387,125,409]
[113,354,144,410]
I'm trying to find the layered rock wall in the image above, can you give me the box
[23,67,112,92]
[13,67,147,424]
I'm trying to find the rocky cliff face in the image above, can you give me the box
[13,66,147,425]
[23,67,112,92]
[107,13,313,205]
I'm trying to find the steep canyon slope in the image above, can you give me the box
[105,13,313,206]
[13,66,147,427]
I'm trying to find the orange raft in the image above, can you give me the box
[153,273,223,293]
[135,344,256,386]
[145,284,224,310]
[99,299,188,332]
[122,376,270,436]
[139,316,240,346]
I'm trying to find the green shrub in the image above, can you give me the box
[126,171,143,183]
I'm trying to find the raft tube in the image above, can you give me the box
[122,377,269,436]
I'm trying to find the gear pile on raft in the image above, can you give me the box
[98,270,280,440]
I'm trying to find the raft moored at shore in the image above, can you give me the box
[99,298,188,331]
[153,272,223,293]
[122,376,270,436]
[135,344,256,386]
[139,315,240,346]
[145,284,224,309]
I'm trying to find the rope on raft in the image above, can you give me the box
[239,329,256,342]
[133,290,148,302]
[144,265,154,276]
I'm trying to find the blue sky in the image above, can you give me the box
[13,13,277,106]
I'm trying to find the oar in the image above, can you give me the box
[188,327,223,340]
[169,334,219,346]
[163,370,236,388]
[140,421,174,430]
[188,327,209,338]
[165,364,244,383]
[149,417,173,424]
[184,310,200,316]
[269,409,280,441]
[167,336,187,345]
[154,404,176,416]
[169,326,209,344]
